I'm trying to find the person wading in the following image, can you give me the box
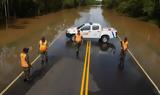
[20,48,31,81]
[39,37,48,65]
[119,37,128,69]
[74,30,83,57]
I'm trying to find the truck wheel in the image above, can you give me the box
[98,39,102,43]
[101,35,109,43]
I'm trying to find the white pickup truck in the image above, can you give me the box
[66,23,117,43]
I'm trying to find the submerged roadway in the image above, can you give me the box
[1,6,159,95]
[1,32,159,95]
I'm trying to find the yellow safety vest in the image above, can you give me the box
[39,40,47,53]
[20,53,29,68]
[122,41,128,50]
[75,34,82,43]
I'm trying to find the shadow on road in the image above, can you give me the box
[99,42,116,52]
[4,54,61,95]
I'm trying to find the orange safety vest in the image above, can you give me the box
[122,41,128,50]
[20,52,29,68]
[39,40,47,53]
[75,34,82,43]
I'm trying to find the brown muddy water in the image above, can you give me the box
[103,9,160,88]
[0,6,160,92]
[0,7,88,91]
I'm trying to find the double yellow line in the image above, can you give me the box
[80,41,91,95]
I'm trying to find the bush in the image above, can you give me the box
[116,0,144,17]
[103,0,160,26]
[0,0,97,18]
[63,0,79,8]
[103,0,118,9]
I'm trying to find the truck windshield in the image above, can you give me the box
[77,24,84,29]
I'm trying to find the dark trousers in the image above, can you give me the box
[41,51,48,64]
[119,49,127,70]
[75,42,81,57]
[23,67,30,80]
[120,49,127,62]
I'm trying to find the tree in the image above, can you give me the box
[142,0,154,17]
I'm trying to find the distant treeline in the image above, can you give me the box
[0,0,97,24]
[103,0,160,27]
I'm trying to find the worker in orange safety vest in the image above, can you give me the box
[20,48,31,81]
[119,37,128,70]
[121,37,128,55]
[74,30,83,57]
[39,37,48,65]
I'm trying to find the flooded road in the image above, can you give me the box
[0,7,85,91]
[103,9,160,88]
[0,5,160,93]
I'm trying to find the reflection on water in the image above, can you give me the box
[103,9,160,88]
[0,47,19,87]
[65,40,75,49]
[0,5,160,91]
[99,42,116,54]
[74,6,109,27]
[0,7,86,91]
[0,47,17,71]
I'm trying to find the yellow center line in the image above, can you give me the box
[80,41,91,95]
[80,41,89,95]
[85,41,91,95]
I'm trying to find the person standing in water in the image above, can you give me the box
[20,48,31,81]
[39,37,48,65]
[119,37,128,69]
[74,30,83,57]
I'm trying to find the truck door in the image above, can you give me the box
[80,25,91,38]
[90,25,101,38]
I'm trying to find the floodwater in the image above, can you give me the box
[0,7,84,91]
[0,5,160,91]
[103,9,160,88]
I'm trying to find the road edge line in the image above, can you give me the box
[0,31,64,95]
[118,36,160,94]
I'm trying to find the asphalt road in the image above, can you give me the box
[1,6,160,95]
[2,32,159,95]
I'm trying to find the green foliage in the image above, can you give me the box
[15,0,36,17]
[85,0,99,5]
[63,0,79,8]
[103,0,118,9]
[0,0,97,18]
[103,0,160,26]
[0,1,4,24]
[117,0,144,17]
[142,0,154,17]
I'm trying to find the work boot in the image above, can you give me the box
[76,50,79,58]
[46,57,48,63]
[23,78,27,82]
[26,77,30,81]
[118,62,124,70]
[41,60,44,65]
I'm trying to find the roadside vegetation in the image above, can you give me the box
[102,0,160,27]
[0,0,97,27]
